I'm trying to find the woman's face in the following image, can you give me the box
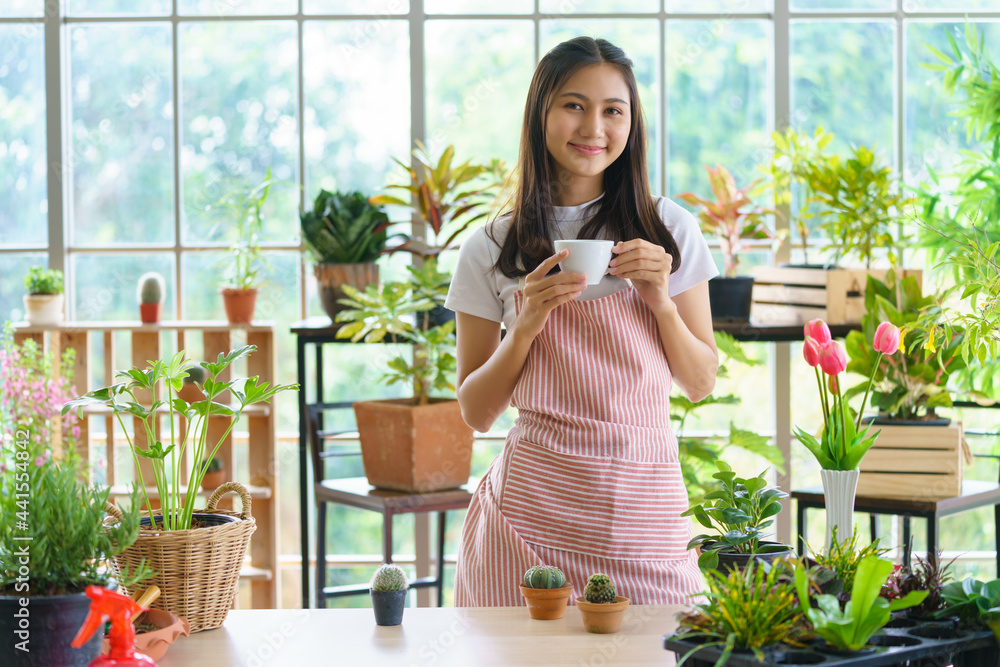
[544,63,632,201]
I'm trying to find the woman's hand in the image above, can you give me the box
[513,249,587,340]
[609,239,674,315]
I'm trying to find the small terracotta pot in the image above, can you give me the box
[519,584,573,620]
[102,609,190,661]
[576,596,630,634]
[220,288,258,324]
[200,470,225,491]
[139,303,162,324]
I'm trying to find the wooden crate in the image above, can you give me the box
[856,421,970,500]
[750,266,923,325]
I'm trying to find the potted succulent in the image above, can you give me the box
[519,565,573,620]
[334,264,472,493]
[22,265,65,326]
[62,345,298,632]
[682,461,794,573]
[881,551,956,620]
[369,563,408,626]
[199,457,225,491]
[676,164,782,322]
[137,272,165,324]
[576,573,630,634]
[300,189,391,322]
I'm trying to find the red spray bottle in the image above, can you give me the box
[71,585,157,667]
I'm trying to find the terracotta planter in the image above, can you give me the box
[519,584,573,620]
[23,293,64,325]
[353,398,473,493]
[140,303,162,324]
[200,470,225,491]
[576,596,630,634]
[314,262,379,323]
[102,609,190,661]
[220,288,258,324]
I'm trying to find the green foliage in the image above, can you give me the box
[674,559,804,666]
[793,398,880,470]
[937,577,1000,633]
[882,552,955,617]
[371,141,506,260]
[62,345,298,531]
[0,452,150,595]
[807,526,890,595]
[300,189,390,265]
[202,457,223,473]
[794,555,928,651]
[137,272,165,305]
[844,272,966,420]
[523,565,566,589]
[24,266,63,295]
[675,332,785,506]
[583,573,616,604]
[682,461,790,570]
[675,164,781,278]
[807,144,913,269]
[370,563,408,592]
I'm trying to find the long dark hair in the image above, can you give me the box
[490,36,681,278]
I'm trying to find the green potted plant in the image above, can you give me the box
[300,189,391,322]
[137,271,165,324]
[576,573,630,634]
[369,563,408,626]
[334,265,472,493]
[62,345,298,632]
[682,461,794,572]
[519,565,573,620]
[676,164,782,322]
[935,576,1000,640]
[22,265,65,326]
[881,551,956,620]
[199,456,225,491]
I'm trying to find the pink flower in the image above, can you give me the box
[0,462,6,474]
[828,375,840,395]
[818,340,847,376]
[804,319,832,344]
[34,455,46,467]
[803,338,822,367]
[873,321,901,355]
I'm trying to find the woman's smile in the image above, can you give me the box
[569,142,606,156]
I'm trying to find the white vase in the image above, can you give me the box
[23,294,64,326]
[820,468,860,551]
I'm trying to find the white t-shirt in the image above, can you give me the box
[445,193,720,329]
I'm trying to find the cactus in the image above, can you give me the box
[137,272,165,304]
[523,565,566,589]
[183,364,207,385]
[370,563,408,592]
[584,573,616,604]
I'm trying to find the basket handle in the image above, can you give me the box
[206,482,252,520]
[105,502,124,520]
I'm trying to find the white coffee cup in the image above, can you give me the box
[553,239,615,285]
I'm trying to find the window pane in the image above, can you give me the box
[910,1,999,8]
[668,0,771,11]
[790,21,894,155]
[905,21,1000,185]
[0,25,46,246]
[181,251,299,323]
[303,20,409,197]
[541,0,657,11]
[304,0,409,14]
[0,253,46,322]
[427,0,532,13]
[791,0,893,10]
[180,21,299,246]
[540,20,661,194]
[425,20,533,168]
[0,1,42,17]
[178,0,296,15]
[69,24,174,247]
[72,254,175,321]
[67,0,171,16]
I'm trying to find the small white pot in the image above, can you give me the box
[23,294,65,325]
[820,468,860,551]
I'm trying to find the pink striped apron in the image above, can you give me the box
[454,286,705,606]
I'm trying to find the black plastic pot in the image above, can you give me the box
[708,276,755,322]
[422,304,455,330]
[863,415,952,427]
[715,542,796,575]
[139,512,237,530]
[371,589,406,626]
[0,589,102,666]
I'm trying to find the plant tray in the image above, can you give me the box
[664,619,998,667]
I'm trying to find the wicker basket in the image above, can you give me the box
[105,482,256,633]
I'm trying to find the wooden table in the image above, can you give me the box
[159,605,685,666]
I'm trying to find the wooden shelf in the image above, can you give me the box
[239,565,273,582]
[10,320,277,333]
[109,484,272,500]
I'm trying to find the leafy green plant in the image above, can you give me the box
[676,164,782,278]
[807,526,890,596]
[794,555,928,652]
[844,271,967,420]
[300,189,391,264]
[24,266,63,295]
[936,577,1000,640]
[682,461,790,571]
[202,457,223,474]
[882,552,956,618]
[62,345,298,531]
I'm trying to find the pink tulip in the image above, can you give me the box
[873,321,901,355]
[817,340,847,376]
[803,337,821,367]
[828,375,840,395]
[804,319,832,344]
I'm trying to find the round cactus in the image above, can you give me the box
[523,565,566,589]
[584,573,616,604]
[183,364,207,385]
[370,563,408,592]
[137,272,165,304]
